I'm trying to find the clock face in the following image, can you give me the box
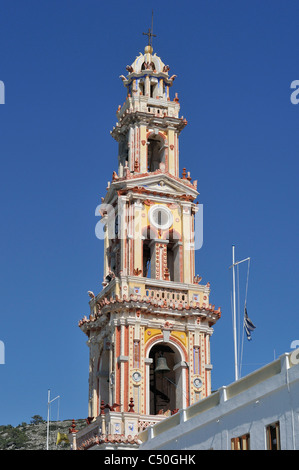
[149,205,173,230]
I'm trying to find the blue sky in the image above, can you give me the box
[0,0,299,428]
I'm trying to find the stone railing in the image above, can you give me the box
[73,410,167,450]
[75,420,100,449]
[145,285,188,304]
[138,414,167,432]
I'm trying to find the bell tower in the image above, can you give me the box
[77,37,221,449]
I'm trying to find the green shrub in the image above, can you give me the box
[0,426,28,450]
[30,415,44,425]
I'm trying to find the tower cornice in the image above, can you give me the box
[111,111,187,141]
[79,297,221,335]
[120,70,175,87]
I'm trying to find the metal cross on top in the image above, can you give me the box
[143,11,157,47]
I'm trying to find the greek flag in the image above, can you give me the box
[244,307,256,341]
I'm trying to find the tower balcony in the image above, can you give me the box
[93,275,213,312]
[72,407,167,450]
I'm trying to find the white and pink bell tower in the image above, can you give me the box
[74,35,221,450]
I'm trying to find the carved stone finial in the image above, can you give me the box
[69,419,78,434]
[128,398,135,412]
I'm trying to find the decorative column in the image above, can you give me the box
[144,357,153,414]
[117,322,129,412]
[181,203,192,284]
[133,200,143,275]
[119,196,128,276]
[139,124,147,173]
[102,215,109,280]
[149,239,169,280]
[88,335,101,418]
[145,75,150,96]
[167,127,176,176]
[128,126,134,171]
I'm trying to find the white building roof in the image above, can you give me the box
[139,348,299,450]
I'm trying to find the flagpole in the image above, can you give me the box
[230,247,251,381]
[46,389,60,450]
[232,245,239,381]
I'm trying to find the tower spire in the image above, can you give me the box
[142,10,156,48]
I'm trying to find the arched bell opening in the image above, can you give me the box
[118,136,129,177]
[141,61,155,71]
[139,79,145,96]
[142,225,159,279]
[142,239,152,278]
[148,342,184,415]
[147,134,166,172]
[166,229,182,282]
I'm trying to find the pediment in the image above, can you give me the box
[121,173,198,199]
[103,172,199,207]
[142,179,182,195]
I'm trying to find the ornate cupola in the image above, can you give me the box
[113,43,186,179]
[75,36,221,451]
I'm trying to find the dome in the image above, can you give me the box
[126,46,170,76]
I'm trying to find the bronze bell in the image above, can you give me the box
[154,354,171,373]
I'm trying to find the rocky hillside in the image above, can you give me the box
[0,417,86,450]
